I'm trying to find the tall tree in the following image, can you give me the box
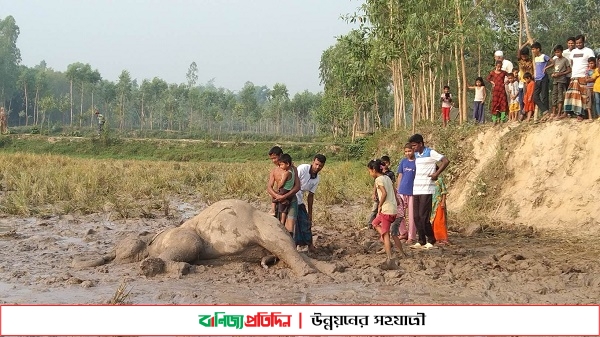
[186,62,199,127]
[87,68,102,127]
[33,66,48,125]
[65,62,84,126]
[267,83,290,135]
[0,16,21,108]
[17,67,34,125]
[116,70,132,130]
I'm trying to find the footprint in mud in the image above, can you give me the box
[379,258,400,271]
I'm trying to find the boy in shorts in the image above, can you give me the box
[547,45,571,119]
[273,153,295,226]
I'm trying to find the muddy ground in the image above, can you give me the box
[0,199,599,306]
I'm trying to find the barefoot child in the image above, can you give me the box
[396,143,417,244]
[506,72,520,122]
[367,156,396,229]
[267,146,284,216]
[548,45,571,119]
[523,72,535,122]
[368,159,402,262]
[274,153,295,226]
[468,77,486,124]
[440,86,453,127]
[585,57,598,120]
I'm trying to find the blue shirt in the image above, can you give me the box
[534,54,550,81]
[396,158,416,195]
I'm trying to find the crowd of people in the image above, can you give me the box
[266,134,450,269]
[443,34,599,124]
[366,134,450,267]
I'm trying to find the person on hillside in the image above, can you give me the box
[512,68,524,118]
[440,86,453,127]
[563,37,576,84]
[593,58,600,120]
[506,72,520,122]
[266,146,300,236]
[494,50,514,74]
[368,158,403,265]
[295,154,326,253]
[487,60,509,124]
[95,109,106,135]
[431,169,449,245]
[468,77,486,124]
[274,153,295,227]
[531,42,551,121]
[523,72,535,122]
[409,134,449,250]
[584,57,598,120]
[564,34,596,121]
[0,107,7,134]
[547,45,572,120]
[396,143,417,244]
[517,46,534,116]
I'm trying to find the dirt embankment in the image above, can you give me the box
[448,120,600,235]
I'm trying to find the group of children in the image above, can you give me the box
[444,35,599,124]
[367,146,449,261]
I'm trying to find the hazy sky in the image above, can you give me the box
[1,0,363,94]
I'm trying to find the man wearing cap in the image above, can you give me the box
[495,50,514,74]
[408,134,450,249]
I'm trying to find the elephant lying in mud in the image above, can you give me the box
[73,199,318,277]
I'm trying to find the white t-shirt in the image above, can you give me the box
[413,147,445,195]
[570,47,595,78]
[474,86,485,101]
[440,93,452,108]
[560,49,573,77]
[502,59,514,73]
[295,163,320,205]
[375,175,397,215]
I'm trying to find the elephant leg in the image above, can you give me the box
[253,212,316,276]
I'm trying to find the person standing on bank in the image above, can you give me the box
[95,109,106,135]
[295,154,326,253]
[0,107,8,134]
[408,134,450,249]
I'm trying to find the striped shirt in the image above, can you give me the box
[413,147,445,195]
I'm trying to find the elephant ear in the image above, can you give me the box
[205,206,239,228]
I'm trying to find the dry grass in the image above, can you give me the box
[0,153,372,217]
[108,280,133,305]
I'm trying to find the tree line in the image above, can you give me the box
[319,0,599,139]
[0,16,323,137]
[2,1,599,140]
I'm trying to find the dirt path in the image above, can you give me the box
[1,201,598,306]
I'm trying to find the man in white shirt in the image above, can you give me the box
[495,50,514,74]
[408,134,450,249]
[565,34,596,120]
[295,154,326,252]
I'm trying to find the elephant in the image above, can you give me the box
[72,199,318,277]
